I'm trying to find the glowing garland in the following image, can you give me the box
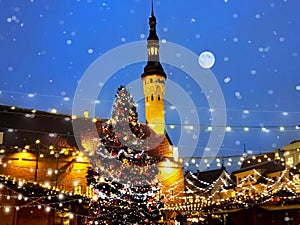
[166,175,300,212]
[0,175,91,219]
[85,86,164,225]
[1,172,298,219]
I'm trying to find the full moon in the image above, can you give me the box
[198,51,215,69]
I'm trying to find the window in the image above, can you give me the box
[149,47,158,55]
[238,177,242,184]
[287,156,293,166]
[150,78,153,83]
[57,185,64,190]
[54,211,71,225]
[151,94,154,101]
[86,186,92,197]
[74,185,82,195]
[158,95,161,101]
[146,96,148,102]
[150,47,155,55]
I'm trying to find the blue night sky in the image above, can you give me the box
[0,0,300,169]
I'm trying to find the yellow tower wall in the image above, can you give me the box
[142,75,166,135]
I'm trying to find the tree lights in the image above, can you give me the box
[85,86,164,224]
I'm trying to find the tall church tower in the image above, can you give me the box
[141,3,166,135]
[141,3,185,212]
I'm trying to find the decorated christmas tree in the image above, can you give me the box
[86,86,164,225]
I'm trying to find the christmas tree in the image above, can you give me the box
[86,86,164,225]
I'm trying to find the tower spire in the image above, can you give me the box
[141,1,166,135]
[151,0,154,17]
[147,0,158,41]
[142,0,166,78]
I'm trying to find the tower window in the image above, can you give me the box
[151,94,154,101]
[150,47,158,55]
[158,95,161,101]
[150,78,153,83]
[146,96,148,102]
[150,47,154,55]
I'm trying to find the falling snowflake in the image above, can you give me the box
[235,92,242,99]
[224,57,229,62]
[224,77,231,83]
[255,14,261,19]
[195,33,200,39]
[190,18,196,23]
[233,13,238,19]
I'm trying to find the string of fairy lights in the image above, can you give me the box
[1,118,300,136]
[0,175,88,218]
[0,151,300,219]
[1,105,300,219]
[164,168,300,211]
[177,168,292,197]
[2,89,300,114]
[1,147,300,176]
[0,174,163,221]
[1,105,300,133]
[1,164,299,218]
